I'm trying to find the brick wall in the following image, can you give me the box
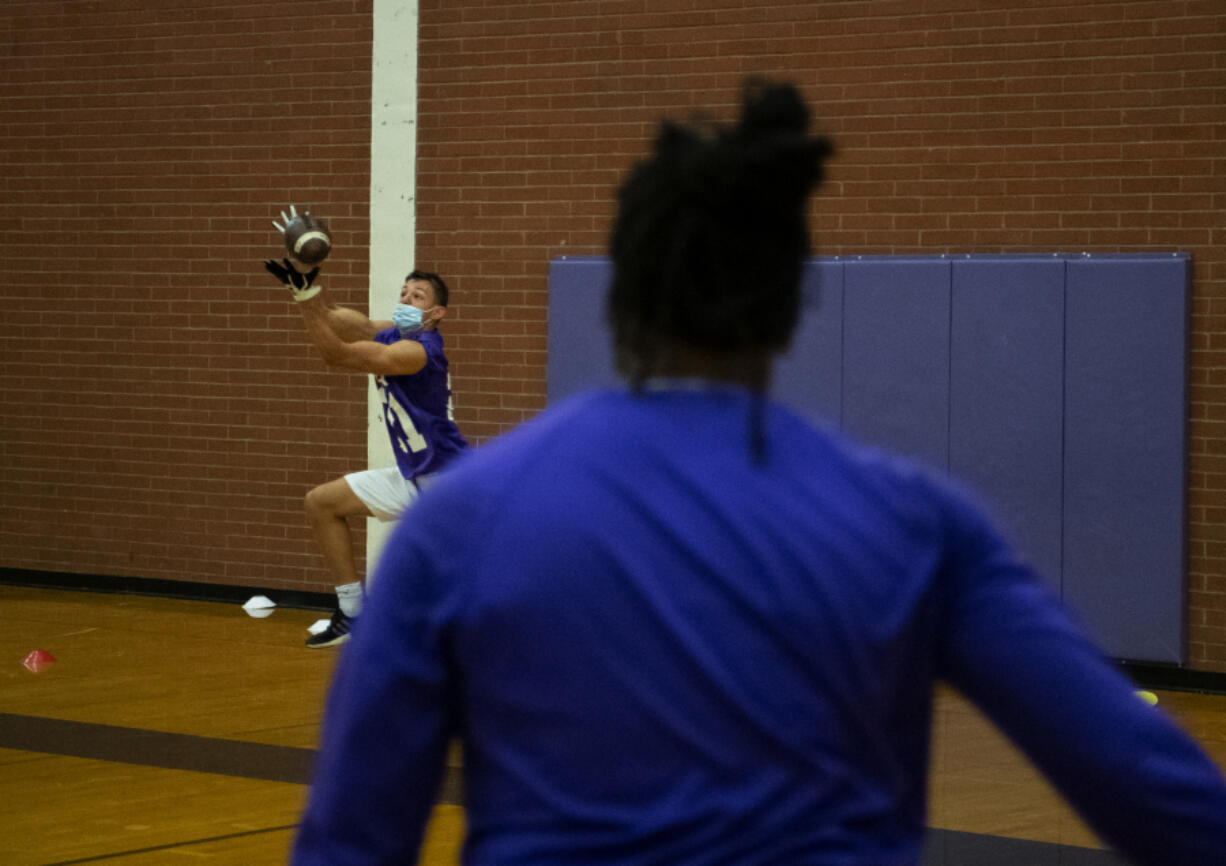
[0,1,376,593]
[2,1,1224,670]
[413,0,1226,669]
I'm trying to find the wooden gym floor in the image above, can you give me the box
[4,584,1225,865]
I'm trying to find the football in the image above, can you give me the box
[283,211,332,266]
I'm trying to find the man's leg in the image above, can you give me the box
[304,476,372,587]
[303,476,373,648]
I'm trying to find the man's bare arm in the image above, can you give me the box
[299,295,427,376]
[326,305,394,343]
[264,258,416,370]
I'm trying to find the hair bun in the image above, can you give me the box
[608,77,835,380]
[732,80,834,202]
[739,77,811,138]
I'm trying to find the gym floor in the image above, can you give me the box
[4,585,1223,865]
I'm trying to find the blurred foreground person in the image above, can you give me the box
[292,79,1226,865]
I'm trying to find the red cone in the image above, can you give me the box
[21,650,56,673]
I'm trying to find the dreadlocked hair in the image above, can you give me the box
[607,78,834,388]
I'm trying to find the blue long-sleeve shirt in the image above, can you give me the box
[293,386,1226,865]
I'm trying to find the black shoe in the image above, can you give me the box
[305,610,355,648]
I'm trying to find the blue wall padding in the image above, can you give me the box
[774,260,844,426]
[842,258,952,474]
[1063,256,1189,662]
[546,257,617,403]
[547,253,1190,663]
[950,257,1066,592]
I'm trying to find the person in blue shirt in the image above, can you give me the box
[264,259,468,647]
[291,80,1226,863]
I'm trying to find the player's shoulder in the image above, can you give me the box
[439,390,621,482]
[415,329,449,364]
[417,328,444,347]
[775,409,983,530]
[372,326,443,348]
[405,391,612,541]
[374,327,448,379]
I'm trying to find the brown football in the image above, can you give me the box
[284,213,332,265]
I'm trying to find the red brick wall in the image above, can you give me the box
[0,1,376,593]
[413,0,1226,669]
[3,1,1225,670]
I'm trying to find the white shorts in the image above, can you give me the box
[344,467,430,522]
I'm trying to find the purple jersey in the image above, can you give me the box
[372,327,468,481]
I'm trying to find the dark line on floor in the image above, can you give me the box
[39,824,299,865]
[2,713,1125,864]
[0,712,315,784]
[0,712,464,802]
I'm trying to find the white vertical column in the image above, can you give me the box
[366,0,419,579]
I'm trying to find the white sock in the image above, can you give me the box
[336,582,364,617]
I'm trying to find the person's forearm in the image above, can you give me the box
[298,295,357,368]
[295,295,423,376]
[326,304,382,342]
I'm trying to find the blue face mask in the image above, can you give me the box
[392,304,424,336]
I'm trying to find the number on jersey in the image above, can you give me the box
[379,379,428,455]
